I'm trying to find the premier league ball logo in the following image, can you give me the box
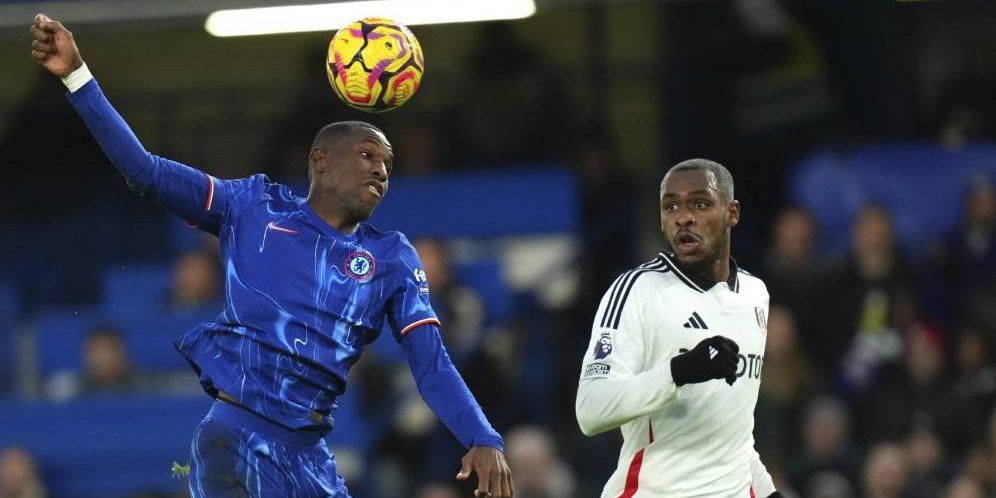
[344,250,376,282]
[593,331,613,360]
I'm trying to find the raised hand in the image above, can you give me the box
[30,13,83,78]
[456,445,514,497]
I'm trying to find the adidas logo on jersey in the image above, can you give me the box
[683,312,708,329]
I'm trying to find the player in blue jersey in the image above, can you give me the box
[31,14,513,498]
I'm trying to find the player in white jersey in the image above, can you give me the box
[576,159,782,498]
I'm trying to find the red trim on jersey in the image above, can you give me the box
[186,174,217,228]
[400,318,441,337]
[750,486,756,498]
[204,174,216,211]
[617,422,655,498]
[618,449,645,498]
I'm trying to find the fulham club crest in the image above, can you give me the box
[344,251,376,282]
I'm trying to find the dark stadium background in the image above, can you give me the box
[2,0,996,497]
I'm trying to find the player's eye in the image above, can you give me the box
[695,201,709,209]
[359,150,371,159]
[664,203,677,212]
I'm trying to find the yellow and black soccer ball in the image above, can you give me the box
[326,17,424,112]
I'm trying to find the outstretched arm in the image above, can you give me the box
[30,13,225,232]
[402,324,513,498]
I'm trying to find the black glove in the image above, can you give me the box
[767,492,783,498]
[670,335,740,386]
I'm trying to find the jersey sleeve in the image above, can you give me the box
[400,322,504,450]
[385,235,440,341]
[66,77,257,234]
[575,273,682,436]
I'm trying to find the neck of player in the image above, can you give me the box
[691,245,731,285]
[306,194,360,235]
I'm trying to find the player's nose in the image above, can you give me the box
[370,162,388,180]
[676,208,695,225]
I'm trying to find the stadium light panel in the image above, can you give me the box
[205,0,537,37]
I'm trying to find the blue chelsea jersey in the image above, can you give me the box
[175,174,438,432]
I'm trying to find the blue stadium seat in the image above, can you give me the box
[100,264,173,316]
[792,142,996,256]
[369,166,579,238]
[34,306,105,377]
[114,306,221,371]
[0,393,212,498]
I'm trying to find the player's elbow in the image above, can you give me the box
[575,388,610,436]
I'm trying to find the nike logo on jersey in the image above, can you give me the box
[266,221,299,235]
[683,312,708,329]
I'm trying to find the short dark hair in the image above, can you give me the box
[311,121,385,152]
[660,158,735,202]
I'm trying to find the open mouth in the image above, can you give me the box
[364,181,384,198]
[675,232,700,252]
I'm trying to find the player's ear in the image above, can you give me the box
[309,147,327,173]
[727,200,741,227]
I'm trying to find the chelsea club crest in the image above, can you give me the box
[344,251,376,282]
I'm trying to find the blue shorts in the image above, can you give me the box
[188,400,351,498]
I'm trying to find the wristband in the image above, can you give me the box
[61,63,93,93]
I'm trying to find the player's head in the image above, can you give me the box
[659,158,740,268]
[308,121,394,223]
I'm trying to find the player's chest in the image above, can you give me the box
[648,290,768,355]
[228,211,388,292]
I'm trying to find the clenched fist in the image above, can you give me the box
[30,13,83,78]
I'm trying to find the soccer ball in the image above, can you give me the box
[326,17,424,112]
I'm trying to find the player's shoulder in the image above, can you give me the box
[359,224,411,250]
[226,173,288,204]
[734,265,769,298]
[358,225,420,267]
[601,255,674,301]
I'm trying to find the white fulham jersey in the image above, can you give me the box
[576,252,775,498]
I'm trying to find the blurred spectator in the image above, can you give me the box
[0,447,46,498]
[786,396,860,493]
[856,323,959,446]
[505,426,575,498]
[414,239,486,361]
[414,482,460,498]
[939,175,996,329]
[959,444,995,494]
[755,305,820,456]
[943,477,986,498]
[763,207,833,373]
[804,471,855,498]
[764,207,824,325]
[45,325,138,400]
[903,424,949,498]
[169,250,221,311]
[824,205,916,390]
[862,443,912,498]
[948,325,996,452]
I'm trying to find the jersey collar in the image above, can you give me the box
[659,251,740,293]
